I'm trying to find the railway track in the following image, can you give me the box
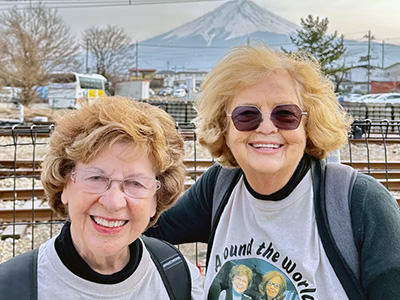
[2,158,400,177]
[1,158,400,222]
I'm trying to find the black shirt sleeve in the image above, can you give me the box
[351,173,400,299]
[144,164,222,244]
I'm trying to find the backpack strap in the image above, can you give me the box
[0,248,38,300]
[313,159,366,299]
[206,166,242,267]
[325,163,360,280]
[211,166,242,226]
[141,235,191,300]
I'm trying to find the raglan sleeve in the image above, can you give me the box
[186,258,205,300]
[144,164,221,244]
[351,173,400,299]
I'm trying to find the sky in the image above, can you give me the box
[2,0,400,44]
[53,0,400,45]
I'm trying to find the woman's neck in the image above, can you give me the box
[74,242,130,274]
[244,154,311,199]
[55,222,141,284]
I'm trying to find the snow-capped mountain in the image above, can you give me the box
[133,0,400,71]
[153,0,299,46]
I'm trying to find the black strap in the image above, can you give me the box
[0,248,38,300]
[207,165,242,267]
[141,235,191,300]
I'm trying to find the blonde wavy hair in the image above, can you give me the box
[258,271,287,300]
[41,96,185,228]
[195,45,352,167]
[229,264,253,287]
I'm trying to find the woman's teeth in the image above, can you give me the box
[252,143,280,149]
[92,216,127,228]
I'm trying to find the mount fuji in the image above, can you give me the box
[136,0,400,71]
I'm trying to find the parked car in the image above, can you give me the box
[173,88,186,98]
[158,87,173,96]
[357,93,383,103]
[374,93,400,103]
[341,93,362,102]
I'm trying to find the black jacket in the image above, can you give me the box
[146,159,400,299]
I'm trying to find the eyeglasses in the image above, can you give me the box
[71,169,161,199]
[267,281,280,290]
[227,104,307,131]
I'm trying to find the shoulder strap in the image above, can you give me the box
[312,159,367,299]
[141,235,191,300]
[0,248,38,300]
[206,166,242,267]
[211,166,242,226]
[325,163,360,280]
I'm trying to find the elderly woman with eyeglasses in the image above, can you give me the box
[0,96,203,299]
[146,45,400,299]
[258,271,286,300]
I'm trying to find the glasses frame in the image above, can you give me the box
[227,104,307,131]
[70,170,161,199]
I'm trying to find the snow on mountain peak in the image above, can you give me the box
[161,0,299,45]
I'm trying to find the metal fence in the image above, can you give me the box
[0,121,400,273]
[138,100,400,124]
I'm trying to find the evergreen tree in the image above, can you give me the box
[283,15,349,91]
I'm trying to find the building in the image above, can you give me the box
[154,70,208,89]
[128,69,156,81]
[341,62,400,94]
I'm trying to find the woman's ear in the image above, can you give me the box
[61,190,68,205]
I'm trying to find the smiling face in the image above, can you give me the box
[225,69,307,192]
[232,274,249,294]
[61,142,157,270]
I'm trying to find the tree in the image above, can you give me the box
[282,15,349,92]
[82,25,134,86]
[0,4,80,106]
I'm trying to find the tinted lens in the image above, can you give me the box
[270,104,303,130]
[230,106,263,131]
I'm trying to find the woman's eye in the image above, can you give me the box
[87,175,108,182]
[125,180,145,189]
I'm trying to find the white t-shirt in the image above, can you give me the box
[38,236,204,299]
[205,171,348,300]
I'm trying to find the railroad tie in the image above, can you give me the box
[1,224,27,240]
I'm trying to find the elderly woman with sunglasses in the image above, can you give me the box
[146,45,400,299]
[0,96,204,299]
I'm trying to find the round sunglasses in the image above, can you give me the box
[227,104,307,131]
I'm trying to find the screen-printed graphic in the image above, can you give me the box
[208,258,299,300]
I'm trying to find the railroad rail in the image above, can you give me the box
[1,159,400,222]
[2,158,400,177]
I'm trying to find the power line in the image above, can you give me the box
[0,0,223,10]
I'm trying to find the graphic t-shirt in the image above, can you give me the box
[205,171,348,300]
[37,236,204,299]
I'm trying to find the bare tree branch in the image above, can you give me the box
[82,25,134,86]
[0,3,81,106]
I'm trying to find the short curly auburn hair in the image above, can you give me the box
[41,96,185,228]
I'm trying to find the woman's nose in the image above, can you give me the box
[98,182,127,211]
[255,114,278,134]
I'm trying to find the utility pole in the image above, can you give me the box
[363,30,374,93]
[135,41,139,79]
[381,40,385,69]
[86,39,89,73]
